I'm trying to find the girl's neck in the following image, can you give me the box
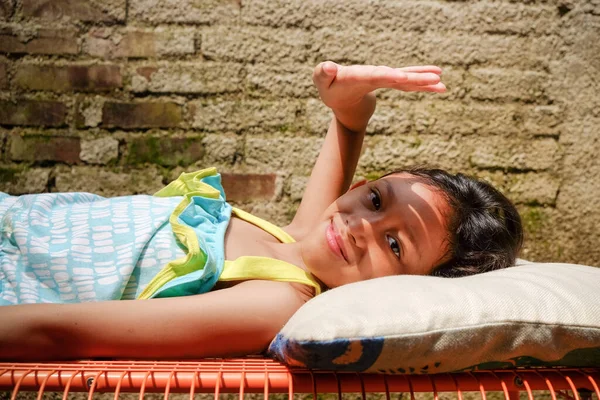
[262,241,308,271]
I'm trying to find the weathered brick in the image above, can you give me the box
[310,28,556,70]
[507,172,560,206]
[288,175,308,201]
[200,134,238,165]
[470,137,559,171]
[308,97,563,139]
[0,27,78,55]
[22,0,126,22]
[481,170,560,206]
[306,98,414,135]
[0,0,14,20]
[80,137,119,165]
[359,134,469,174]
[191,98,302,132]
[130,62,242,94]
[14,64,122,92]
[412,101,563,137]
[0,62,8,89]
[221,173,276,202]
[0,166,49,194]
[84,27,195,59]
[305,99,331,134]
[129,0,238,24]
[125,135,204,166]
[547,15,600,117]
[102,102,183,129]
[75,96,103,128]
[246,64,315,97]
[0,129,6,160]
[10,133,80,163]
[245,136,322,172]
[243,0,558,36]
[54,166,164,196]
[202,25,310,64]
[0,100,67,127]
[467,68,550,103]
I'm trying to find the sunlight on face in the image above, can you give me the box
[300,173,452,289]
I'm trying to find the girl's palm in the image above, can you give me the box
[313,62,446,110]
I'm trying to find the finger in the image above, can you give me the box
[313,61,339,88]
[336,65,409,89]
[402,72,441,86]
[393,82,447,93]
[399,66,443,75]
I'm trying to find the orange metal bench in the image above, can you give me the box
[1,359,599,400]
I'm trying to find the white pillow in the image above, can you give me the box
[268,261,600,373]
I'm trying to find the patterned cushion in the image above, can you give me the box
[268,261,600,373]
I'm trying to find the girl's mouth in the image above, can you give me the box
[326,220,348,262]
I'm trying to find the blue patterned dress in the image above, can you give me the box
[0,169,232,305]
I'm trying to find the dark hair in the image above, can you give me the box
[383,168,523,277]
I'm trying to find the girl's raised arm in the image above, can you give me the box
[285,62,445,236]
[0,280,307,361]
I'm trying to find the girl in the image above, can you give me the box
[0,62,522,361]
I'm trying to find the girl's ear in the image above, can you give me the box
[349,179,368,191]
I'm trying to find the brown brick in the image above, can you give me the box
[0,100,67,126]
[102,102,183,129]
[22,0,125,22]
[221,173,276,202]
[0,62,7,89]
[84,28,195,59]
[85,30,156,59]
[10,134,80,163]
[125,136,204,166]
[0,28,78,55]
[14,64,122,92]
[0,0,14,20]
[136,67,157,81]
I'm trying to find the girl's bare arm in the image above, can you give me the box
[0,280,308,361]
[286,62,445,236]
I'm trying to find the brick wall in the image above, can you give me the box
[1,0,599,266]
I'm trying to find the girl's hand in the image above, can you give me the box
[313,61,446,111]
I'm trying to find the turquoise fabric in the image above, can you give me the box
[0,173,231,305]
[145,171,232,299]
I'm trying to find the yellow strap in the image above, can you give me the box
[222,257,321,295]
[138,168,220,300]
[231,207,296,244]
[225,207,321,294]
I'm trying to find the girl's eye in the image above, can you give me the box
[387,236,401,259]
[369,190,381,210]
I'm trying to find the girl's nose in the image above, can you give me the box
[346,213,385,250]
[346,214,369,249]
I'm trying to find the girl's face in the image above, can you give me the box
[300,173,452,289]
